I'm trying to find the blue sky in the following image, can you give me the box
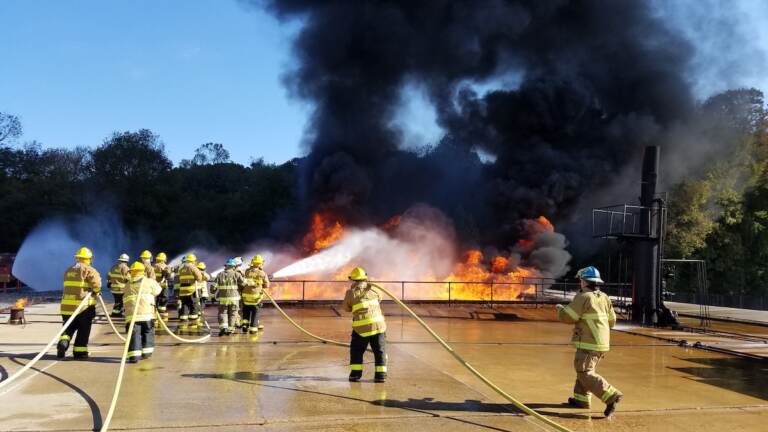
[0,0,308,164]
[1,1,767,165]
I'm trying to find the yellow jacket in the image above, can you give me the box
[61,263,101,315]
[342,281,386,337]
[124,276,163,321]
[558,288,616,352]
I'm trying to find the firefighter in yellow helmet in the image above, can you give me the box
[139,250,156,279]
[196,261,211,325]
[242,255,270,333]
[107,253,130,317]
[176,253,203,331]
[153,252,172,322]
[341,267,387,382]
[57,247,102,360]
[124,261,162,363]
[557,266,622,417]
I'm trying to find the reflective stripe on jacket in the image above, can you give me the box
[558,288,616,352]
[107,262,130,294]
[124,276,163,321]
[342,281,386,337]
[153,262,172,288]
[214,269,244,305]
[61,263,102,315]
[177,263,203,296]
[243,266,270,305]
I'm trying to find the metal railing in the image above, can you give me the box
[268,278,633,307]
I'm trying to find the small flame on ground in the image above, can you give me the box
[14,298,27,309]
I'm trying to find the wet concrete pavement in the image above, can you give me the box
[1,302,767,431]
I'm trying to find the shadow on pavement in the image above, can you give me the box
[671,356,768,401]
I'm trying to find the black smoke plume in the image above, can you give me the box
[251,0,696,251]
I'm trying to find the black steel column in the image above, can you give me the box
[632,146,660,324]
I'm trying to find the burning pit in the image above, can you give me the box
[270,206,571,302]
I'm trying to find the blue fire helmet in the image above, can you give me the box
[576,266,604,283]
[226,258,237,267]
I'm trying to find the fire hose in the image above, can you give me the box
[266,284,573,432]
[263,290,349,348]
[368,283,574,432]
[0,293,93,391]
[155,310,211,343]
[100,284,145,432]
[96,295,127,342]
[101,286,211,432]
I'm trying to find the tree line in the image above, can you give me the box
[0,128,297,254]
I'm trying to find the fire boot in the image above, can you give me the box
[604,394,623,418]
[348,370,362,382]
[567,397,590,409]
[219,327,228,337]
[57,335,70,359]
[374,372,387,383]
[73,346,89,360]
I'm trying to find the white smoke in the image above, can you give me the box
[274,204,458,280]
[12,210,149,293]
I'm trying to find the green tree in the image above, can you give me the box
[0,112,22,145]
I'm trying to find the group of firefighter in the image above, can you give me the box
[55,246,623,415]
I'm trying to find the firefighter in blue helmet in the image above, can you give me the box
[557,266,622,417]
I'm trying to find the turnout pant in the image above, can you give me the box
[573,349,621,406]
[125,320,155,360]
[111,293,124,315]
[178,295,199,325]
[349,331,387,377]
[242,304,260,331]
[58,305,96,357]
[218,303,240,330]
[156,291,168,315]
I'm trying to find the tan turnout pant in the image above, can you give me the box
[573,349,621,406]
[218,303,240,330]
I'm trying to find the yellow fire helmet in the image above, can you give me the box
[197,261,206,270]
[185,253,197,263]
[155,252,167,262]
[74,247,93,260]
[348,266,368,281]
[130,261,145,274]
[140,250,152,260]
[251,255,264,266]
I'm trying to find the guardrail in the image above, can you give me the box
[269,279,633,307]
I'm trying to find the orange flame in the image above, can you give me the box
[282,214,552,301]
[302,212,345,253]
[14,298,27,309]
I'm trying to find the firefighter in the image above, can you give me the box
[153,252,173,322]
[57,247,102,360]
[123,261,162,363]
[107,253,130,317]
[242,255,270,333]
[139,250,156,280]
[177,253,203,331]
[196,261,211,325]
[213,259,249,336]
[341,267,387,383]
[557,266,623,417]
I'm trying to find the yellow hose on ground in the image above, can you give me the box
[155,311,211,343]
[0,293,92,391]
[263,290,350,348]
[369,283,573,432]
[96,295,127,342]
[100,284,145,432]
